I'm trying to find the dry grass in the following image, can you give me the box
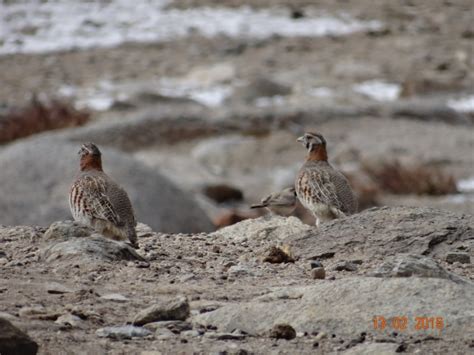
[0,97,90,145]
[362,160,457,196]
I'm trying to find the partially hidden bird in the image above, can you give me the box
[295,132,357,227]
[250,187,297,216]
[69,143,138,248]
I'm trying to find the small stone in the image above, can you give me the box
[19,306,47,319]
[136,261,150,268]
[263,245,295,264]
[44,220,93,240]
[100,293,129,302]
[315,332,327,340]
[333,261,358,272]
[446,252,471,264]
[181,330,202,337]
[143,320,192,334]
[55,313,84,328]
[205,332,246,340]
[46,283,74,294]
[310,260,323,269]
[269,324,296,340]
[132,296,190,326]
[180,273,195,283]
[96,325,151,340]
[228,264,253,276]
[0,318,38,355]
[311,267,326,280]
[155,328,175,340]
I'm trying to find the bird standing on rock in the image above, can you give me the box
[69,143,138,248]
[295,132,357,227]
[251,187,297,216]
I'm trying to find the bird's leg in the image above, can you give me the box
[315,217,320,229]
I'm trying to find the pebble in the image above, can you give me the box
[96,325,152,339]
[46,283,74,294]
[315,332,327,340]
[204,332,246,340]
[155,328,175,340]
[269,324,296,340]
[310,260,323,269]
[333,261,358,272]
[311,267,326,280]
[446,252,471,264]
[181,330,202,337]
[55,313,85,329]
[100,293,129,302]
[144,320,192,333]
[132,296,190,326]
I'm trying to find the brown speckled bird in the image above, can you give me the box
[295,132,357,227]
[250,187,297,216]
[69,143,138,248]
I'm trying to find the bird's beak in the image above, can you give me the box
[296,136,304,143]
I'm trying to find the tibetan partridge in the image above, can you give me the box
[251,187,297,216]
[295,132,357,227]
[69,143,138,248]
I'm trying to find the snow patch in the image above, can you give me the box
[447,96,474,113]
[457,177,474,193]
[353,80,401,102]
[1,0,383,55]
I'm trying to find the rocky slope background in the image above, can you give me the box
[0,0,473,353]
[1,207,473,354]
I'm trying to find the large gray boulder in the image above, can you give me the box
[285,206,473,260]
[0,136,214,233]
[195,277,474,341]
[0,318,38,355]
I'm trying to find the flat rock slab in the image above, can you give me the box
[371,254,466,282]
[133,296,190,326]
[213,215,311,243]
[285,206,473,260]
[194,277,474,341]
[96,325,151,340]
[41,235,144,263]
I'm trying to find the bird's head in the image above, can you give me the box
[296,132,328,161]
[78,143,103,171]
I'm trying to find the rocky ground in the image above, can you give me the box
[1,0,473,225]
[0,0,473,353]
[0,206,473,354]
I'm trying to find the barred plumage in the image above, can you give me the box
[69,143,138,248]
[295,132,357,227]
[251,187,297,216]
